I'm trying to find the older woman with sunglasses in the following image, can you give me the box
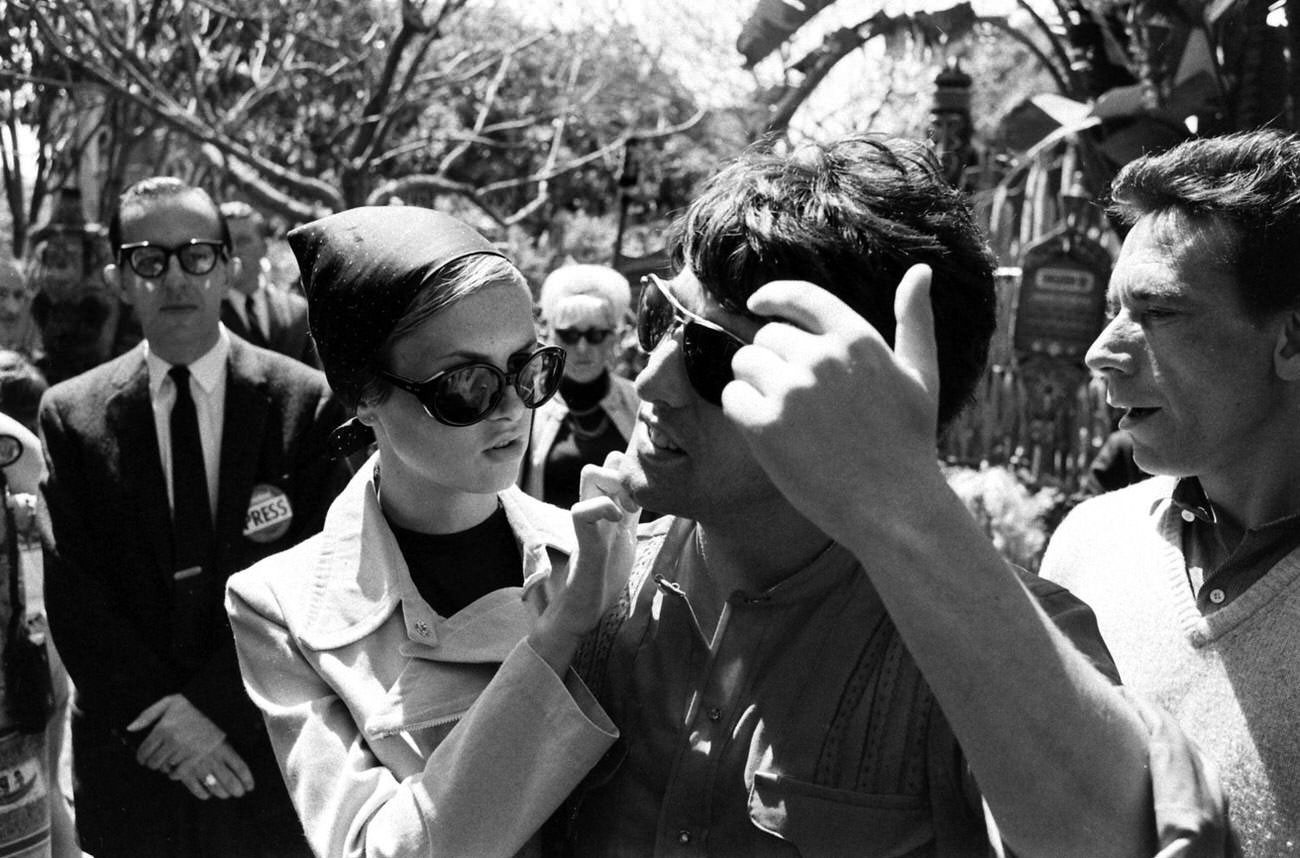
[520,264,640,507]
[225,208,632,858]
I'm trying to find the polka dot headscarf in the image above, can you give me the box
[288,206,505,407]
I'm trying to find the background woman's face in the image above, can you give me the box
[545,298,619,384]
[359,280,539,511]
[0,265,30,327]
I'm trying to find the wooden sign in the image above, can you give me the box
[1014,231,1111,361]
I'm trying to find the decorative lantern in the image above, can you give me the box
[929,58,976,188]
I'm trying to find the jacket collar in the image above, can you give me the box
[293,456,575,653]
[143,325,232,395]
[108,332,268,393]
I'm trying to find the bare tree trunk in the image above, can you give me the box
[1288,0,1300,128]
[1,112,28,258]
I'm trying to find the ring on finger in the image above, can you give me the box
[203,774,218,788]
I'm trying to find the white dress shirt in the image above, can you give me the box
[145,326,230,519]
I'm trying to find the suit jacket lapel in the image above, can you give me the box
[215,339,270,572]
[264,288,299,355]
[106,353,174,581]
[263,288,286,329]
[219,300,251,342]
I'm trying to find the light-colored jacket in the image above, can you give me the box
[521,372,639,501]
[225,460,618,858]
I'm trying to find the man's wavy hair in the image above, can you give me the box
[1108,128,1300,319]
[669,134,997,431]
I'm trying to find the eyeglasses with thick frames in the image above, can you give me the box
[118,240,227,279]
[638,274,746,406]
[553,327,614,346]
[377,345,566,427]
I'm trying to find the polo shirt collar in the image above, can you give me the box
[1171,476,1218,525]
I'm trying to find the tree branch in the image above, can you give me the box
[438,41,524,174]
[1013,0,1080,95]
[357,26,441,168]
[763,6,1071,134]
[766,22,875,135]
[477,107,705,194]
[363,172,482,205]
[348,0,431,162]
[979,17,1071,94]
[31,5,342,208]
[198,142,334,221]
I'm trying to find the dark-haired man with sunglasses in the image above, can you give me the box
[37,176,349,857]
[562,137,1231,856]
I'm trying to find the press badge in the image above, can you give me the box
[243,484,293,543]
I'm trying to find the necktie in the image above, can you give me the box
[168,365,215,666]
[169,364,213,565]
[244,294,268,348]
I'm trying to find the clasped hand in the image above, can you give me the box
[126,693,255,800]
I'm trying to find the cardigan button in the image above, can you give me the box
[1208,588,1226,605]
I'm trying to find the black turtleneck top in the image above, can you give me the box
[388,504,521,618]
[542,370,628,508]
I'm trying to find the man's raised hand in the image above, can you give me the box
[721,264,947,545]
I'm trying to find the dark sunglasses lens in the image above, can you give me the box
[555,328,609,346]
[515,348,565,406]
[569,329,610,345]
[128,248,167,278]
[178,244,219,275]
[682,322,740,405]
[431,366,503,425]
[637,278,674,351]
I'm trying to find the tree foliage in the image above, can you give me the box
[740,0,1298,143]
[1,0,708,257]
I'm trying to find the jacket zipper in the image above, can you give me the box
[370,710,466,738]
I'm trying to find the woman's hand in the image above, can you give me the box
[529,451,640,673]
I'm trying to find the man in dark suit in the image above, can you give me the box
[218,201,319,368]
[38,177,350,857]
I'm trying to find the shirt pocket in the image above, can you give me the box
[748,770,933,857]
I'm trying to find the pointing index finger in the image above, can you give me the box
[746,280,860,337]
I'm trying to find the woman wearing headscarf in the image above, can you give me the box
[521,264,640,507]
[225,208,632,858]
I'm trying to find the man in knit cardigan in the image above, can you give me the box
[1041,129,1300,855]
